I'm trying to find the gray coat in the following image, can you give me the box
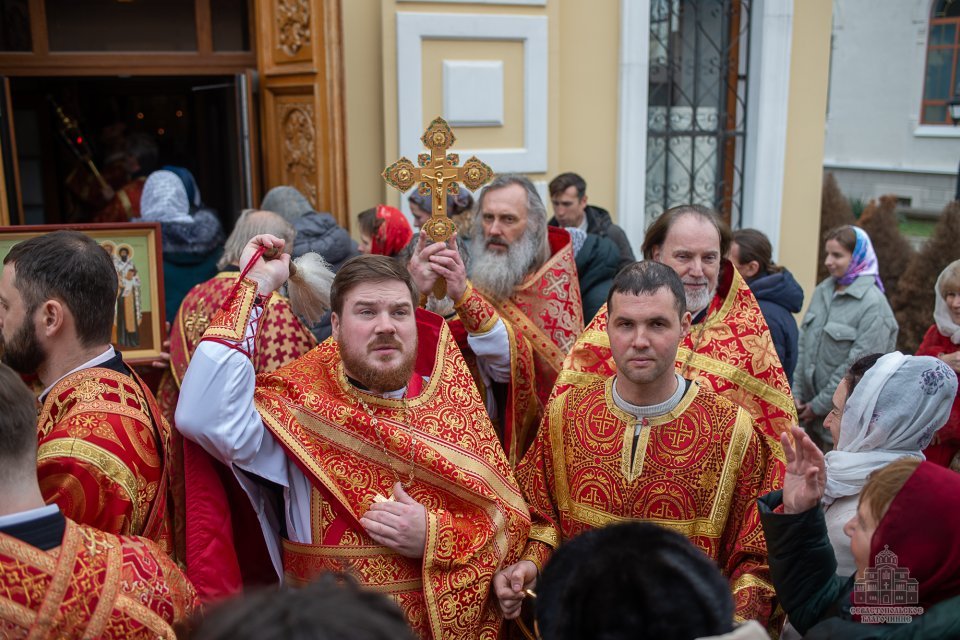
[794,275,898,415]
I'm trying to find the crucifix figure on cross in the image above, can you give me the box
[382,117,494,246]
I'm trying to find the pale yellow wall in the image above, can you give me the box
[340,0,620,230]
[555,0,619,217]
[342,0,387,226]
[778,0,833,302]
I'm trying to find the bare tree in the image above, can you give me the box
[858,195,915,303]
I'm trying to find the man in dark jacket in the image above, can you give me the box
[548,172,635,269]
[569,227,620,322]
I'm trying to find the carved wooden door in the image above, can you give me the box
[254,0,348,226]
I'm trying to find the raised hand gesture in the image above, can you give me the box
[239,234,290,295]
[781,426,826,514]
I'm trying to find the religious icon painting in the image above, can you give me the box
[0,222,166,363]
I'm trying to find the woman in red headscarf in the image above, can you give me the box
[758,427,960,638]
[357,205,413,258]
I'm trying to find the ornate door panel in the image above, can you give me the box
[255,0,348,225]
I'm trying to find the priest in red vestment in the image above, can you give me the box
[556,205,796,465]
[0,231,176,558]
[410,175,584,466]
[0,363,197,639]
[494,262,784,632]
[176,245,531,640]
[155,209,317,600]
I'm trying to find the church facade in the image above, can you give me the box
[0,0,830,293]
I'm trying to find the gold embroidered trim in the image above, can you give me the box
[731,572,774,594]
[203,278,258,342]
[37,439,142,532]
[677,349,797,417]
[553,388,753,538]
[528,524,559,549]
[421,510,443,640]
[454,283,499,336]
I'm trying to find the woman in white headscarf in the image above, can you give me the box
[820,351,956,575]
[916,259,960,469]
[140,169,224,321]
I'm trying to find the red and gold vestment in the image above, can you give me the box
[156,271,317,426]
[156,271,316,601]
[203,280,532,639]
[449,227,584,466]
[556,262,796,452]
[449,283,540,468]
[0,519,197,639]
[37,367,175,558]
[517,378,783,629]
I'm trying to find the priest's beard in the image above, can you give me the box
[684,279,716,316]
[0,318,46,375]
[468,231,539,302]
[340,335,418,394]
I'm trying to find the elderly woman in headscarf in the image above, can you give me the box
[915,259,960,469]
[794,225,898,449]
[818,352,956,576]
[140,169,224,321]
[357,205,413,258]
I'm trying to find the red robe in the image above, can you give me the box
[0,518,198,638]
[37,366,176,559]
[197,279,532,639]
[916,325,960,468]
[517,378,783,629]
[449,227,584,466]
[94,176,146,223]
[556,262,795,481]
[155,271,317,601]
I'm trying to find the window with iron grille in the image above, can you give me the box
[646,0,751,227]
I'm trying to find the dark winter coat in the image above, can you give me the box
[550,205,635,269]
[746,268,804,383]
[292,211,359,271]
[575,233,622,323]
[159,209,225,322]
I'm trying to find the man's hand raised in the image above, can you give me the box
[492,560,538,620]
[781,425,826,514]
[406,233,442,298]
[427,234,468,303]
[239,234,290,295]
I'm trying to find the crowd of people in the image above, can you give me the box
[1,164,959,640]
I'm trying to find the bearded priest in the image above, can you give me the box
[410,174,584,467]
[556,205,797,474]
[0,231,176,557]
[176,241,530,640]
[494,262,784,632]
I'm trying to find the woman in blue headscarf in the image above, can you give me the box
[794,225,899,449]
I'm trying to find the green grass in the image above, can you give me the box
[899,218,937,238]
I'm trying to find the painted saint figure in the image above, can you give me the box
[115,244,142,347]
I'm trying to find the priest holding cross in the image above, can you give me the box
[393,118,585,467]
[176,118,531,639]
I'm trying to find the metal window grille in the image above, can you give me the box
[646,0,751,227]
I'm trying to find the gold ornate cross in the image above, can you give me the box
[382,117,494,245]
